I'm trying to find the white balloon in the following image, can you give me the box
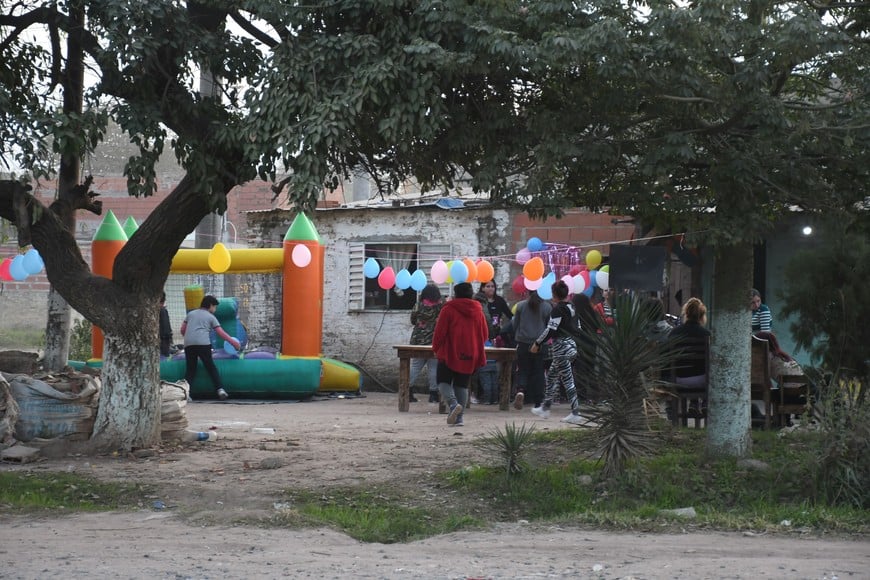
[572,273,586,294]
[524,276,543,291]
[291,244,312,267]
[561,275,574,293]
[597,271,609,291]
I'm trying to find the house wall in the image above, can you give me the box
[247,206,638,390]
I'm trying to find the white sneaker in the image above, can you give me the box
[531,406,550,419]
[561,412,586,425]
[217,388,229,401]
[513,392,524,410]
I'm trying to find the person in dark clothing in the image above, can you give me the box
[513,290,552,411]
[668,297,711,386]
[159,291,173,358]
[571,293,599,402]
[530,280,587,425]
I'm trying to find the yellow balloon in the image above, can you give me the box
[445,260,454,283]
[586,250,602,270]
[208,242,232,273]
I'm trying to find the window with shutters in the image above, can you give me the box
[348,242,452,311]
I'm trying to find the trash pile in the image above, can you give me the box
[0,351,202,462]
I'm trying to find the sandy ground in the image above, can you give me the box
[1,392,868,579]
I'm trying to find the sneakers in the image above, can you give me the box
[447,403,463,425]
[428,391,439,403]
[531,406,550,419]
[513,392,524,410]
[216,388,229,401]
[409,394,419,403]
[561,412,587,425]
[454,413,464,427]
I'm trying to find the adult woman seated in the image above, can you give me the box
[668,298,711,387]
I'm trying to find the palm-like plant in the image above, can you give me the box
[477,422,537,476]
[583,294,680,479]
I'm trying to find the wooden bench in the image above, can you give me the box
[750,336,775,430]
[393,345,517,412]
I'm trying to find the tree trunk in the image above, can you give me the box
[43,0,85,372]
[89,322,162,451]
[43,290,72,370]
[706,241,753,457]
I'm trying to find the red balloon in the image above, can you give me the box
[0,258,12,282]
[511,275,526,297]
[377,266,396,290]
[569,264,584,276]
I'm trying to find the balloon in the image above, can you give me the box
[586,249,602,270]
[208,242,231,273]
[541,272,556,294]
[223,337,239,355]
[450,260,469,284]
[572,273,586,294]
[522,256,545,281]
[431,260,448,284]
[291,244,312,267]
[476,259,494,283]
[561,275,574,293]
[515,248,531,265]
[363,257,381,278]
[410,269,428,292]
[600,264,610,273]
[523,276,543,292]
[445,260,454,282]
[377,266,396,290]
[511,275,526,296]
[0,259,12,282]
[597,271,610,291]
[9,255,28,280]
[22,248,44,274]
[527,237,544,252]
[569,264,584,277]
[583,285,594,297]
[395,268,412,290]
[580,270,591,289]
[462,258,477,282]
[589,269,598,288]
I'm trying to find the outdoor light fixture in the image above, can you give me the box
[802,225,813,236]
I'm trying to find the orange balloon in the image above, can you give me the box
[476,259,494,283]
[522,256,545,281]
[463,258,477,282]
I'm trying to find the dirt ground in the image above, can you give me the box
[1,392,868,579]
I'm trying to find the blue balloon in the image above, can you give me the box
[538,281,552,300]
[588,269,598,288]
[363,257,381,279]
[395,269,412,290]
[449,260,469,283]
[410,269,427,292]
[9,255,28,281]
[583,285,594,297]
[527,237,544,252]
[223,337,239,355]
[22,248,44,274]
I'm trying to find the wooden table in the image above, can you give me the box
[393,344,517,412]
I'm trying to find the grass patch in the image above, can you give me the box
[271,490,484,543]
[0,327,44,349]
[0,472,148,513]
[265,428,866,541]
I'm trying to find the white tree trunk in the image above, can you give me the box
[90,332,162,451]
[43,288,72,372]
[706,242,753,457]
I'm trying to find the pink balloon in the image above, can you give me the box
[431,260,448,284]
[515,248,531,265]
[378,266,396,290]
[523,276,543,291]
[291,244,312,267]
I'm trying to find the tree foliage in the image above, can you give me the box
[780,215,870,378]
